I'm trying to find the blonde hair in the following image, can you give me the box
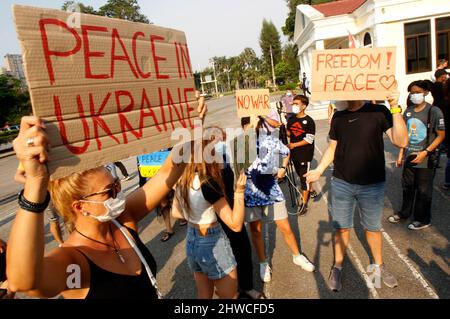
[48,167,105,232]
[175,127,225,217]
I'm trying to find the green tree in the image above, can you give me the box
[282,43,300,81]
[282,0,334,40]
[98,0,150,23]
[259,19,282,79]
[0,75,31,127]
[62,1,98,15]
[62,0,150,23]
[275,61,297,84]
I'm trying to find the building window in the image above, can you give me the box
[363,32,372,47]
[404,20,431,74]
[436,16,450,62]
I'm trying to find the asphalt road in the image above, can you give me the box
[0,95,448,299]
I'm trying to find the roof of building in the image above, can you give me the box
[312,0,367,17]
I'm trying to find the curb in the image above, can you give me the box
[0,150,15,159]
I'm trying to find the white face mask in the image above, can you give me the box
[334,101,349,111]
[292,105,301,114]
[81,191,126,222]
[286,92,292,97]
[409,93,425,105]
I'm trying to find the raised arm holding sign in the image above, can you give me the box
[13,5,200,178]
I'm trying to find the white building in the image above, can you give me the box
[3,54,26,84]
[294,0,450,108]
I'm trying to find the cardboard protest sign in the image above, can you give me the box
[236,89,270,118]
[137,150,170,178]
[311,47,397,101]
[13,5,198,178]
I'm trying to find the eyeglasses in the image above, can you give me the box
[81,178,121,200]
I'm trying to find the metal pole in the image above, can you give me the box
[211,60,219,98]
[270,45,276,90]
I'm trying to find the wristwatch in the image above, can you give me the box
[424,149,433,157]
[18,189,50,213]
[390,106,402,114]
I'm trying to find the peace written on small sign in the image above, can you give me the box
[311,47,398,101]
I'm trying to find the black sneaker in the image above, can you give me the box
[328,267,343,292]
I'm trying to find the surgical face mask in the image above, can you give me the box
[214,141,228,163]
[292,105,301,114]
[286,92,292,97]
[334,101,349,111]
[81,191,126,222]
[409,93,425,105]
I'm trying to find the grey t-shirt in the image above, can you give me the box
[404,103,445,168]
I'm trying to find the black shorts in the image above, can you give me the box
[292,160,311,191]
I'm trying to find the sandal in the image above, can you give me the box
[179,219,187,226]
[160,231,174,242]
[242,290,267,299]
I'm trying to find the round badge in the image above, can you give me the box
[303,120,307,124]
[406,112,411,117]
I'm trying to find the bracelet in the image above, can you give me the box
[18,189,50,213]
[390,106,402,114]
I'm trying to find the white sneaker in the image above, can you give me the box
[293,254,315,272]
[259,262,272,283]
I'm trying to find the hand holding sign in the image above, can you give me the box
[13,5,200,179]
[311,47,397,101]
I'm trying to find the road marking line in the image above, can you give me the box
[314,177,379,299]
[434,185,450,202]
[314,144,440,299]
[381,230,439,299]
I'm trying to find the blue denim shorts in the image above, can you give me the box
[186,224,237,280]
[329,178,385,232]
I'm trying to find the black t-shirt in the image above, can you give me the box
[329,103,393,185]
[201,179,224,205]
[431,82,445,112]
[287,115,315,163]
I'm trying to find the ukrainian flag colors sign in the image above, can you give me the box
[138,151,170,178]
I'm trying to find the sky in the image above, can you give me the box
[0,0,289,71]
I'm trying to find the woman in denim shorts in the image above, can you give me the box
[172,133,247,299]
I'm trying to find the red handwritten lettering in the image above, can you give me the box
[39,19,82,85]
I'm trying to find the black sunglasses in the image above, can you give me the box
[81,178,121,200]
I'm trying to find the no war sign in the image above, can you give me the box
[311,47,397,101]
[13,5,198,178]
[235,89,270,118]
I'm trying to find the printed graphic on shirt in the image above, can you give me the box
[406,118,427,149]
[290,122,306,137]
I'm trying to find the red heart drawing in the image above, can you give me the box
[379,75,397,90]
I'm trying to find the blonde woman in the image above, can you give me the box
[172,129,247,299]
[6,98,206,299]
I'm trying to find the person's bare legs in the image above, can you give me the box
[365,230,383,265]
[249,220,265,262]
[114,161,129,178]
[275,218,300,255]
[334,229,351,267]
[163,212,173,234]
[49,220,64,245]
[194,272,214,299]
[214,268,239,299]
